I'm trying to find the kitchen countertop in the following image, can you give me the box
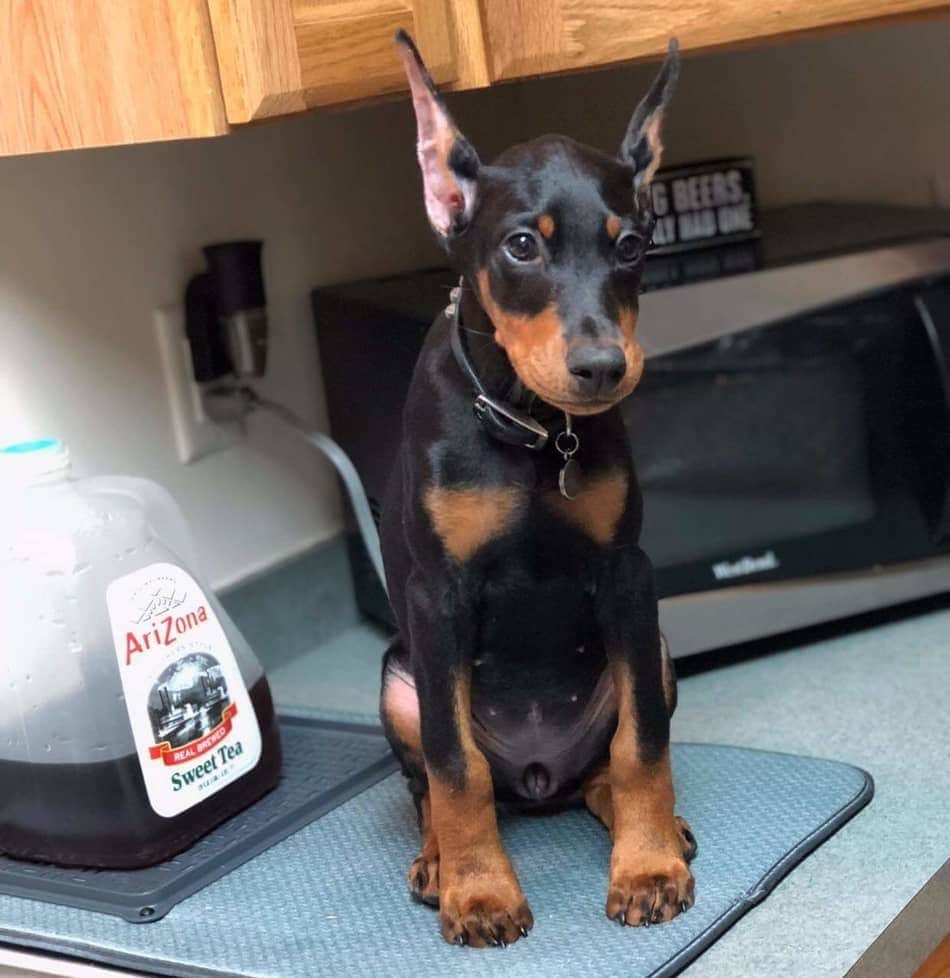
[260,598,950,977]
[3,571,947,977]
[670,603,949,977]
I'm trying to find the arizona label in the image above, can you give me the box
[107,562,262,818]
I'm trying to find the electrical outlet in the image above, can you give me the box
[154,306,245,463]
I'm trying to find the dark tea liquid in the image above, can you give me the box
[0,678,282,869]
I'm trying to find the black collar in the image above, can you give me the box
[448,279,564,451]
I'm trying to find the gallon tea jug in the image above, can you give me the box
[0,440,282,868]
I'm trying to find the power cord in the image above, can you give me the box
[204,384,387,595]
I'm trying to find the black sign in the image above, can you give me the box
[648,157,758,255]
[642,238,761,292]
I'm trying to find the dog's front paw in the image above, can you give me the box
[439,867,533,948]
[606,851,695,927]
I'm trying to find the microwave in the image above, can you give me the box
[313,204,950,657]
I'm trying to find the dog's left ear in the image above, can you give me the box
[396,30,480,239]
[620,39,680,190]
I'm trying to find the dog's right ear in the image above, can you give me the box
[396,30,479,239]
[620,39,679,190]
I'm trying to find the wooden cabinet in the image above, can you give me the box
[481,0,950,82]
[1,0,950,156]
[0,1,227,156]
[206,0,474,124]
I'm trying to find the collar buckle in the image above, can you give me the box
[473,394,549,450]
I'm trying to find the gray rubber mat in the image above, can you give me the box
[0,716,397,923]
[0,743,871,978]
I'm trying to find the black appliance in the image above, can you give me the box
[313,204,950,656]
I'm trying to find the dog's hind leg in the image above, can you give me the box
[584,765,698,863]
[656,636,697,858]
[380,640,441,907]
[408,794,441,906]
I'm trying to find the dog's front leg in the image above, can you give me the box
[590,545,696,926]
[406,569,533,947]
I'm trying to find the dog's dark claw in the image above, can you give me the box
[680,901,689,913]
[519,925,530,937]
[455,933,467,946]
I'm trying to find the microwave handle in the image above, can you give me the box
[912,284,950,540]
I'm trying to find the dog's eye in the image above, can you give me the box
[504,232,540,263]
[616,232,645,264]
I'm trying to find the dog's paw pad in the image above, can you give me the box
[607,858,694,927]
[408,855,440,907]
[676,816,698,862]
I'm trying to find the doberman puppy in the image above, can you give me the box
[380,31,697,948]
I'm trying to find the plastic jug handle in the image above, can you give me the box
[82,476,200,573]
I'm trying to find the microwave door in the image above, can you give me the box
[911,285,950,541]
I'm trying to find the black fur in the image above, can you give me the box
[381,40,680,807]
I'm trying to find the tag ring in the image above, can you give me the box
[555,430,579,458]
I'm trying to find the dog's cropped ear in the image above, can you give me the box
[396,30,479,239]
[620,39,679,190]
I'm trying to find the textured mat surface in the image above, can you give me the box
[0,744,871,978]
[0,717,396,922]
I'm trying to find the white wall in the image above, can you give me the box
[506,15,950,208]
[0,99,444,589]
[1,15,948,588]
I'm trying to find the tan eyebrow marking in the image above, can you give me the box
[606,214,622,240]
[538,214,556,239]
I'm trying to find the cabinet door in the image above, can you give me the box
[482,0,950,82]
[0,1,227,156]
[208,0,458,124]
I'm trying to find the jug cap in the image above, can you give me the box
[0,439,71,486]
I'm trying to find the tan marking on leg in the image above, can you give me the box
[424,486,522,563]
[589,661,694,926]
[660,634,676,717]
[418,795,438,861]
[538,213,556,239]
[547,469,628,545]
[606,214,622,240]
[584,764,614,834]
[427,678,533,946]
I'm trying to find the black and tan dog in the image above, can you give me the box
[380,32,696,949]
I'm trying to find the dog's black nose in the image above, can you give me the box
[567,345,627,397]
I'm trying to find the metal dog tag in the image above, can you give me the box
[556,413,582,500]
[558,458,583,500]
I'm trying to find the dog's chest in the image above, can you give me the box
[422,439,634,804]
